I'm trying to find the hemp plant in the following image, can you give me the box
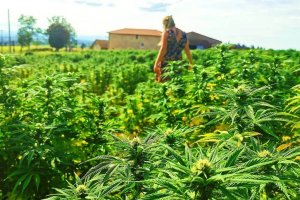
[81,132,159,200]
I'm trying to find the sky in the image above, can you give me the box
[0,0,300,50]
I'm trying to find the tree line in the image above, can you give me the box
[17,15,76,51]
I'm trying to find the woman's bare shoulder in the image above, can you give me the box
[162,30,169,38]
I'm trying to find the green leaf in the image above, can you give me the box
[163,144,186,166]
[27,150,35,167]
[100,179,122,197]
[278,160,300,167]
[5,169,26,180]
[102,163,120,183]
[53,188,71,196]
[22,174,33,193]
[156,179,183,195]
[237,159,276,173]
[218,186,238,200]
[12,174,28,194]
[225,148,244,167]
[141,193,170,200]
[275,182,291,200]
[34,174,40,191]
[229,178,271,184]
[257,124,279,140]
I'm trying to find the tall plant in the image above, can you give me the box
[202,84,286,140]
[143,140,300,200]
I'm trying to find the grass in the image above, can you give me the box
[0,44,89,53]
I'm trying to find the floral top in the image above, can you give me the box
[163,29,188,63]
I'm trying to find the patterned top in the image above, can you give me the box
[163,29,188,63]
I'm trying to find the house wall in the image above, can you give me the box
[91,44,101,50]
[109,34,160,50]
[90,40,109,50]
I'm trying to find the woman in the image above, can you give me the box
[153,15,193,82]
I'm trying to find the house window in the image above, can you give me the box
[140,42,144,48]
[136,35,139,39]
[196,45,204,50]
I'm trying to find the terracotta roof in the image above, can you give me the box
[109,28,161,37]
[91,39,108,49]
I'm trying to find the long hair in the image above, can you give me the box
[162,15,175,31]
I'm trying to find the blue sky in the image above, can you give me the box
[0,0,299,50]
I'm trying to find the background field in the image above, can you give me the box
[0,44,89,54]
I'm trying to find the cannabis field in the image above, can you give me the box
[0,46,300,200]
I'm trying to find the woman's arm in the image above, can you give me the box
[153,31,168,73]
[184,40,193,70]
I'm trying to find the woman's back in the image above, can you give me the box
[164,28,188,62]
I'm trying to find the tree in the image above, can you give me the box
[46,16,76,51]
[47,23,70,51]
[17,15,37,51]
[81,43,86,50]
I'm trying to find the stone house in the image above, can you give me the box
[90,39,109,50]
[108,28,161,50]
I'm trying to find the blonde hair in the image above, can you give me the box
[162,15,175,30]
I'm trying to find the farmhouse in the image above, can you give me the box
[92,29,221,51]
[108,28,161,50]
[90,39,109,50]
[187,32,222,49]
